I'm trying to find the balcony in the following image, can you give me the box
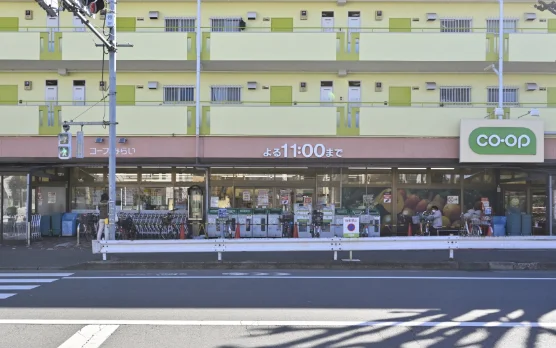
[3,27,556,72]
[3,103,556,137]
[62,32,194,61]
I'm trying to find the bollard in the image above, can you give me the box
[333,251,338,261]
[449,233,455,260]
[218,252,222,261]
[27,222,31,246]
[76,224,80,246]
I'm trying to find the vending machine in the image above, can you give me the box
[267,208,282,237]
[237,208,253,238]
[252,208,267,238]
[206,208,229,238]
[187,185,204,236]
[319,205,335,238]
[294,203,312,238]
[333,208,350,237]
[359,210,381,237]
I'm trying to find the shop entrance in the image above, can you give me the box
[501,185,548,235]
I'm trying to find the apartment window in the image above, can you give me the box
[440,86,471,105]
[486,18,518,33]
[165,17,195,32]
[210,17,242,32]
[163,86,194,104]
[487,87,519,105]
[440,18,472,33]
[211,86,242,104]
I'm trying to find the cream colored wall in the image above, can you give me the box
[509,35,556,62]
[62,33,190,60]
[209,33,336,61]
[2,72,555,106]
[210,107,337,135]
[0,106,39,135]
[0,33,40,60]
[6,2,552,32]
[359,107,487,137]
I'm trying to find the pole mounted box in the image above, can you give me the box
[58,132,72,160]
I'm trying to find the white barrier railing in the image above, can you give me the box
[92,236,556,262]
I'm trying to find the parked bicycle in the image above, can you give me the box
[117,215,137,240]
[77,213,98,242]
[160,208,180,239]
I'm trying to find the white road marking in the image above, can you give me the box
[57,325,119,348]
[0,279,57,283]
[0,294,16,299]
[64,275,556,280]
[0,273,73,277]
[0,319,555,329]
[0,285,39,290]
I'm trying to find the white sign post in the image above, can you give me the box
[343,217,360,238]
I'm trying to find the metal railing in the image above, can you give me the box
[2,214,42,244]
[9,26,556,34]
[92,236,556,262]
[3,101,554,108]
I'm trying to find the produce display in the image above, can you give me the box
[397,189,462,229]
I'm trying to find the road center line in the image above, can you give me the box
[57,325,119,348]
[0,285,39,290]
[0,279,57,283]
[63,276,556,280]
[0,319,555,329]
[0,273,73,277]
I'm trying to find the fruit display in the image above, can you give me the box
[397,189,461,228]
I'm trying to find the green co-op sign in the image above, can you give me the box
[469,127,537,155]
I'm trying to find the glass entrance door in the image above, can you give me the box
[503,188,527,214]
[531,188,548,235]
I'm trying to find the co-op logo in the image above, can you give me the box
[469,127,537,155]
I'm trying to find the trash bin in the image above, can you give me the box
[40,215,51,237]
[61,213,79,237]
[492,216,507,237]
[51,213,64,236]
[521,214,532,236]
[506,213,521,236]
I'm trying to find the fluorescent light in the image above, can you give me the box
[348,167,366,170]
[399,168,426,170]
[431,168,455,170]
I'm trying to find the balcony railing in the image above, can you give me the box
[0,101,554,138]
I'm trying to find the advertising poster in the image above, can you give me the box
[47,192,56,204]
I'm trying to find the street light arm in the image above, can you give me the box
[535,0,556,15]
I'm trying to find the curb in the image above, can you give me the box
[60,261,556,271]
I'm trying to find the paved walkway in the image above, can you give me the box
[1,237,556,270]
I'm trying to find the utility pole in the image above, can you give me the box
[35,0,132,242]
[107,0,118,240]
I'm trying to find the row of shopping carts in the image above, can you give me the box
[118,211,189,239]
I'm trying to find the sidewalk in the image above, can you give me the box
[2,237,556,271]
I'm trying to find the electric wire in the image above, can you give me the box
[69,1,109,128]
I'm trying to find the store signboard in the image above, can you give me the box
[460,119,544,163]
[263,143,343,158]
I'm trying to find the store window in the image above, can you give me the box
[234,168,275,181]
[210,168,234,182]
[140,167,172,184]
[72,167,105,183]
[462,169,494,184]
[210,186,233,208]
[317,168,340,208]
[431,168,460,184]
[398,188,462,229]
[275,168,312,182]
[398,169,427,184]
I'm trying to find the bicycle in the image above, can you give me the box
[117,215,137,240]
[159,209,179,239]
[77,213,98,242]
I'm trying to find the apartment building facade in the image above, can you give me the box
[0,0,555,235]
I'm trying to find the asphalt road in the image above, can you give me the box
[0,270,555,347]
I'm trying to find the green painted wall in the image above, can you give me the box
[201,32,210,60]
[38,105,62,135]
[336,32,359,61]
[337,106,360,136]
[389,87,411,106]
[486,34,508,61]
[187,106,196,134]
[187,32,196,60]
[389,18,411,32]
[549,19,556,33]
[271,18,294,32]
[201,106,211,135]
[116,85,136,106]
[547,88,556,107]
[0,17,18,31]
[40,32,62,60]
[270,86,292,106]
[116,17,136,32]
[0,85,18,105]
